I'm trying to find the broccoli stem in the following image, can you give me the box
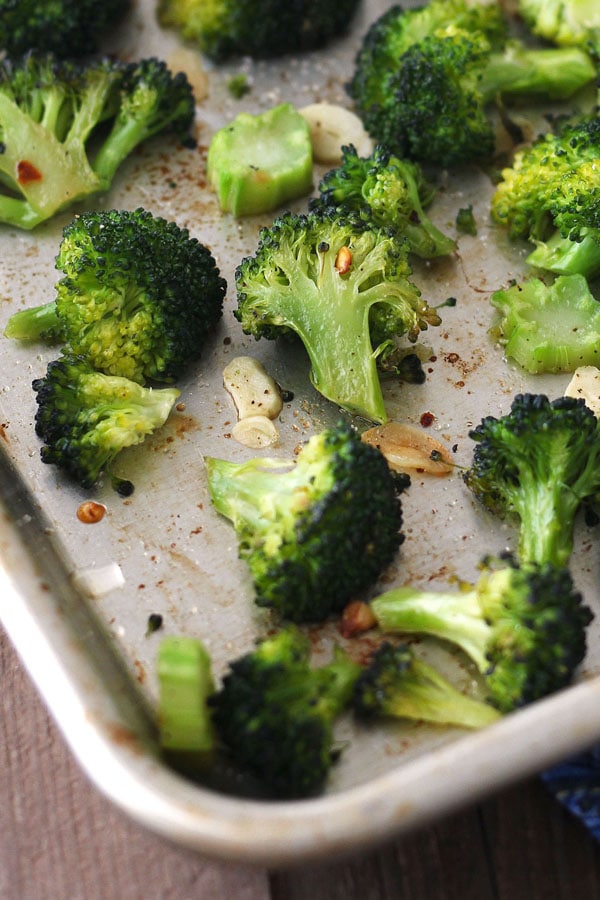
[515,478,581,568]
[92,116,151,188]
[480,44,596,101]
[4,300,61,342]
[527,231,600,279]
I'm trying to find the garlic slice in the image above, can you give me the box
[232,415,279,449]
[299,103,374,164]
[223,356,283,421]
[565,366,600,418]
[361,422,453,476]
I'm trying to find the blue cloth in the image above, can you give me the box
[541,745,600,839]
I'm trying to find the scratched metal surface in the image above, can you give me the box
[1,0,600,865]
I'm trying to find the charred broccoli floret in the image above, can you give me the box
[157,0,361,61]
[208,628,361,798]
[235,207,440,423]
[370,557,593,713]
[32,353,180,490]
[347,0,595,165]
[464,393,600,568]
[309,143,456,259]
[0,54,194,230]
[0,0,131,58]
[5,208,226,383]
[205,422,405,623]
[353,640,501,727]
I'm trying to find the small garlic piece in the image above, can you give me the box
[232,415,279,449]
[299,103,374,164]
[223,356,283,421]
[565,366,600,418]
[167,47,209,102]
[361,422,453,476]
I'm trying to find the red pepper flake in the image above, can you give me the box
[17,160,43,185]
[420,411,435,427]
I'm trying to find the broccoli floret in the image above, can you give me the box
[0,54,194,230]
[32,353,180,490]
[309,144,456,259]
[464,393,600,568]
[492,115,600,278]
[518,0,600,51]
[205,422,404,622]
[235,207,441,423]
[208,628,361,798]
[207,103,313,217]
[0,0,131,58]
[5,208,226,383]
[370,558,593,713]
[490,274,600,373]
[157,0,361,62]
[347,1,595,165]
[353,641,501,728]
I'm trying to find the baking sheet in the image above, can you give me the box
[1,0,600,865]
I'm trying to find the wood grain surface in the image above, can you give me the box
[2,627,600,900]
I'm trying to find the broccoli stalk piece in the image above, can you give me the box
[0,55,194,230]
[205,422,404,623]
[32,354,180,490]
[370,558,593,713]
[309,144,456,259]
[5,208,226,383]
[208,628,362,798]
[0,0,132,58]
[207,103,313,217]
[347,0,595,165]
[235,207,441,423]
[464,393,600,569]
[517,0,600,51]
[157,0,361,62]
[490,274,600,374]
[492,116,600,279]
[353,641,501,728]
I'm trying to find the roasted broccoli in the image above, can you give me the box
[208,628,361,798]
[492,115,600,279]
[353,641,501,728]
[370,557,593,713]
[205,422,405,623]
[0,0,131,58]
[5,208,226,383]
[490,274,600,373]
[518,0,600,51]
[309,143,456,259]
[0,54,194,230]
[347,0,596,165]
[157,0,361,61]
[32,354,180,490]
[235,206,440,423]
[464,393,600,568]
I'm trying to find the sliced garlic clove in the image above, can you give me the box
[223,356,283,421]
[361,422,453,476]
[299,103,374,164]
[232,415,279,449]
[565,366,600,418]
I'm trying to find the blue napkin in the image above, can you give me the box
[541,745,600,839]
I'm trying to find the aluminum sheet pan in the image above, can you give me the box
[1,0,600,866]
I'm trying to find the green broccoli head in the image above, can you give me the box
[347,1,595,165]
[157,0,361,61]
[370,557,593,713]
[235,207,440,423]
[0,0,132,57]
[32,353,180,490]
[208,627,361,798]
[310,143,456,259]
[0,54,194,230]
[205,422,405,622]
[518,0,600,51]
[353,640,501,728]
[464,393,600,568]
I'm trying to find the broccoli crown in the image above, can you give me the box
[208,628,361,798]
[518,0,600,50]
[309,143,456,259]
[235,206,440,423]
[0,0,131,58]
[32,353,180,489]
[353,640,501,728]
[205,422,405,622]
[464,393,600,567]
[370,558,593,713]
[48,208,225,383]
[158,0,361,61]
[490,274,600,374]
[0,54,194,230]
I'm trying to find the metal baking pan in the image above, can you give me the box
[2,0,600,865]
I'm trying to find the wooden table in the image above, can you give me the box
[2,627,599,900]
